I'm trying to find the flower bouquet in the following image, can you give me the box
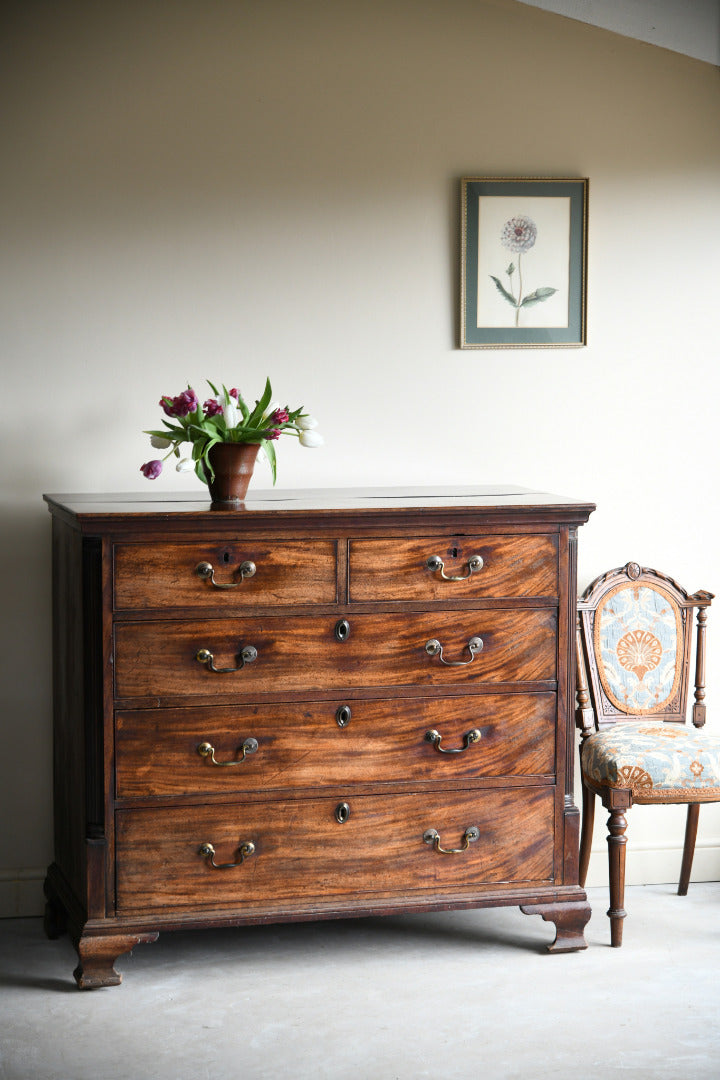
[140,378,322,492]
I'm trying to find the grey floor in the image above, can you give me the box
[1,884,718,1080]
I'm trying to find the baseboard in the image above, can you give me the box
[584,839,720,889]
[0,869,46,918]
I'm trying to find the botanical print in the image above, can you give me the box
[476,196,571,329]
[490,215,556,327]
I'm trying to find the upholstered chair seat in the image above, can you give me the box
[582,725,720,801]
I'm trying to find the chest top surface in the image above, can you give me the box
[44,485,595,536]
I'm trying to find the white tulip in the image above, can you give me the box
[150,435,172,449]
[299,429,324,448]
[296,414,319,430]
[176,458,194,472]
[223,399,239,428]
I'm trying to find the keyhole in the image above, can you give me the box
[223,552,230,563]
[335,802,350,824]
[450,547,458,559]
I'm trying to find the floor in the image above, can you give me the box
[1,884,718,1080]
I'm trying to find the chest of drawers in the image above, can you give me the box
[43,486,594,988]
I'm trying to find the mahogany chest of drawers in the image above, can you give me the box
[43,486,594,988]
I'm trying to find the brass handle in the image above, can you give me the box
[426,554,483,581]
[197,738,259,766]
[425,637,483,666]
[199,841,256,869]
[195,645,258,673]
[423,826,480,854]
[425,728,481,754]
[196,560,256,589]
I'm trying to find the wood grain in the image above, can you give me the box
[349,533,558,601]
[115,787,555,913]
[114,539,337,610]
[114,608,557,699]
[115,692,557,797]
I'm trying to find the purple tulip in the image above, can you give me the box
[172,389,199,417]
[271,407,290,424]
[140,459,163,479]
[203,398,223,417]
[159,395,176,416]
[263,428,281,441]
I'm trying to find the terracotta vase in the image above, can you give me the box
[206,442,261,506]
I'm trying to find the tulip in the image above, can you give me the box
[299,430,324,448]
[172,389,199,417]
[140,460,163,479]
[203,398,223,417]
[263,428,281,441]
[296,414,318,430]
[223,399,239,428]
[150,435,172,449]
[176,458,194,472]
[271,407,290,424]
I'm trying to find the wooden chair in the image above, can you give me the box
[575,561,718,946]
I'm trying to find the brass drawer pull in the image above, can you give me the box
[195,560,256,589]
[199,841,256,869]
[425,637,483,666]
[425,728,481,754]
[195,645,258,673]
[423,826,480,854]
[197,738,259,766]
[426,554,483,581]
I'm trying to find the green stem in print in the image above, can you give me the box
[515,253,523,327]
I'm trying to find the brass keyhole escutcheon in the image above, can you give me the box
[335,802,351,824]
[335,705,352,728]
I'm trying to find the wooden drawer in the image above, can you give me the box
[115,787,555,913]
[349,534,558,601]
[114,540,337,610]
[114,609,557,700]
[115,692,557,797]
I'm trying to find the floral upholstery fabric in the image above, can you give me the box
[595,583,682,715]
[582,725,720,800]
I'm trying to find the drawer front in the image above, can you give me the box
[115,692,557,797]
[114,609,557,699]
[115,787,555,913]
[114,540,337,610]
[349,534,558,601]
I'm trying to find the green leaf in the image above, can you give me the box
[490,275,517,307]
[235,391,250,422]
[246,378,273,428]
[206,379,220,396]
[506,263,515,276]
[262,439,277,484]
[520,286,558,308]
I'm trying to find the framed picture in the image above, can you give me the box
[460,177,588,348]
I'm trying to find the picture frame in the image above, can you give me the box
[460,177,588,348]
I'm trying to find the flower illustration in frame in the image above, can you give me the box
[490,214,557,327]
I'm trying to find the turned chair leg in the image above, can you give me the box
[606,803,629,947]
[579,781,595,888]
[678,803,700,896]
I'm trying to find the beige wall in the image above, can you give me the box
[1,0,719,915]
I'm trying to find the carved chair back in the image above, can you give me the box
[576,561,712,739]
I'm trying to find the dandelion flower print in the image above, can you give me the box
[490,214,556,327]
[500,215,537,254]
